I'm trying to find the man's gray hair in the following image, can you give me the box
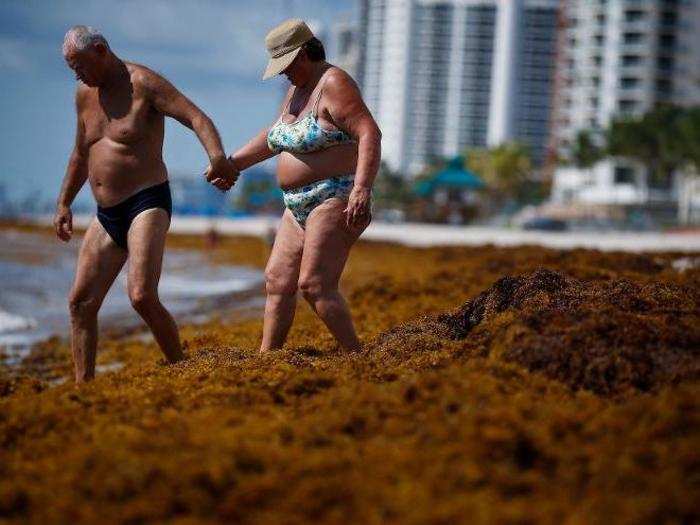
[62,25,109,55]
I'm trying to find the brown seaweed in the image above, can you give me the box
[0,224,699,524]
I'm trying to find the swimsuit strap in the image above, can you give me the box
[276,89,296,123]
[277,70,329,122]
[312,76,328,118]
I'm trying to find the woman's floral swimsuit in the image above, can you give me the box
[267,79,365,227]
[281,175,355,226]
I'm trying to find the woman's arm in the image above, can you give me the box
[229,87,294,171]
[323,69,382,227]
[229,126,276,171]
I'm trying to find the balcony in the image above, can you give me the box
[620,43,649,56]
[615,83,640,100]
[622,19,653,33]
[618,64,648,79]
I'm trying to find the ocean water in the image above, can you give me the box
[0,229,264,359]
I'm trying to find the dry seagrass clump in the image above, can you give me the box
[378,269,700,397]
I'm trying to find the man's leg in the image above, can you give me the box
[298,198,369,352]
[69,218,128,383]
[260,209,305,352]
[126,208,183,363]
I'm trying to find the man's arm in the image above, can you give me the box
[323,70,382,227]
[140,68,236,188]
[54,90,89,242]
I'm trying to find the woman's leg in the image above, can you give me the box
[298,197,369,351]
[260,209,305,352]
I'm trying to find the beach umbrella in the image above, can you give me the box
[413,156,485,196]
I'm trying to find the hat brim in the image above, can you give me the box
[262,47,302,80]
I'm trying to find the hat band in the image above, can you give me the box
[269,41,309,58]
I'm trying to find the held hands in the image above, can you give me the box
[344,186,372,229]
[205,155,239,192]
[53,204,73,242]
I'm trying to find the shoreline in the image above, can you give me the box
[14,213,700,252]
[2,286,266,387]
[0,225,267,373]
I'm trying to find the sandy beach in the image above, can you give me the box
[25,213,700,252]
[0,219,698,524]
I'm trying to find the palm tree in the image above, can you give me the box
[373,161,412,209]
[567,129,604,170]
[563,129,606,192]
[675,107,700,224]
[677,106,700,174]
[606,104,686,188]
[465,142,533,207]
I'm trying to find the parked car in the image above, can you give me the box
[521,217,568,231]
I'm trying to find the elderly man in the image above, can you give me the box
[55,25,237,383]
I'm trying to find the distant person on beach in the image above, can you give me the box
[210,19,381,352]
[55,26,238,383]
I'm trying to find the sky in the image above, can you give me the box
[0,0,356,206]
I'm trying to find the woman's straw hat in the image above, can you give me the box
[262,19,315,80]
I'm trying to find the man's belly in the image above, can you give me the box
[88,139,167,207]
[276,144,358,190]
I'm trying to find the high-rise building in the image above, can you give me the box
[549,0,700,206]
[331,19,361,80]
[358,0,559,176]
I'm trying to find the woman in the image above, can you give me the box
[217,19,381,352]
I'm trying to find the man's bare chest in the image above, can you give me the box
[83,91,157,147]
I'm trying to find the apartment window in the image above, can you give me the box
[658,56,674,71]
[620,77,640,88]
[590,97,600,107]
[661,11,677,25]
[593,55,603,66]
[656,78,672,92]
[594,34,605,46]
[614,166,635,184]
[592,76,601,87]
[619,99,637,112]
[624,32,644,44]
[659,34,676,48]
[622,54,643,66]
[625,10,645,22]
[596,14,606,25]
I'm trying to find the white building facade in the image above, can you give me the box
[358,0,559,177]
[550,0,700,207]
[330,18,361,80]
